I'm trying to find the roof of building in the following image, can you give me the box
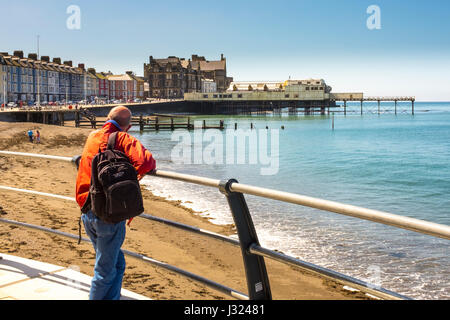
[149,55,226,72]
[151,57,182,66]
[191,60,226,72]
[227,81,284,91]
[95,73,108,80]
[0,52,84,75]
[226,79,327,91]
[107,74,134,81]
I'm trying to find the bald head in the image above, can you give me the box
[107,106,132,131]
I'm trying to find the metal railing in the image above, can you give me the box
[1,150,450,300]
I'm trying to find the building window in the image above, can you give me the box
[213,94,218,98]
[285,94,290,98]
[203,94,208,98]
[305,87,310,90]
[238,94,243,98]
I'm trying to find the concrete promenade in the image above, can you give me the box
[0,253,150,300]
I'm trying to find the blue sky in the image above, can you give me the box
[1,0,449,100]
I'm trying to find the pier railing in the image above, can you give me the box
[1,150,450,300]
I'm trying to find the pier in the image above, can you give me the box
[185,80,416,115]
[0,94,417,128]
[334,96,416,115]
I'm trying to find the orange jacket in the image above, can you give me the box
[75,121,156,209]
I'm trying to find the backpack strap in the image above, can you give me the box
[107,131,119,150]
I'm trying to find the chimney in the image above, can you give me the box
[78,63,85,70]
[41,56,50,62]
[126,71,133,75]
[53,57,61,64]
[13,51,24,58]
[28,53,38,60]
[63,61,73,67]
[149,56,153,62]
[221,53,224,61]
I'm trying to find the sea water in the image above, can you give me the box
[136,101,450,299]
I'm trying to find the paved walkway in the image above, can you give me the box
[0,253,150,300]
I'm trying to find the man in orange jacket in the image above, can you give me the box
[76,106,156,300]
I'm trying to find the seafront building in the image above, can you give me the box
[186,78,364,101]
[184,78,364,114]
[0,51,85,104]
[144,54,233,99]
[0,51,146,105]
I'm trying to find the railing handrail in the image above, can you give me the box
[150,169,450,241]
[0,184,409,300]
[0,150,448,240]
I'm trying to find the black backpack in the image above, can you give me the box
[84,131,144,224]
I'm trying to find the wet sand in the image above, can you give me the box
[0,121,370,300]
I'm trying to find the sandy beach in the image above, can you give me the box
[0,121,370,300]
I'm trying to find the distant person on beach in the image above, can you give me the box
[35,130,40,144]
[75,106,156,300]
[27,130,33,143]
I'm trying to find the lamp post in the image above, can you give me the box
[36,35,40,108]
[3,71,6,108]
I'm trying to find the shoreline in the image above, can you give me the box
[0,121,371,300]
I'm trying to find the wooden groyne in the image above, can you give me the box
[75,113,225,131]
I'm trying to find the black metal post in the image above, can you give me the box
[219,179,272,300]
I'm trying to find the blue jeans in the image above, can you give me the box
[81,211,126,300]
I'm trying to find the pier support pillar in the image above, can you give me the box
[360,100,363,115]
[378,100,381,115]
[395,100,397,115]
[412,100,415,115]
[344,100,347,116]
